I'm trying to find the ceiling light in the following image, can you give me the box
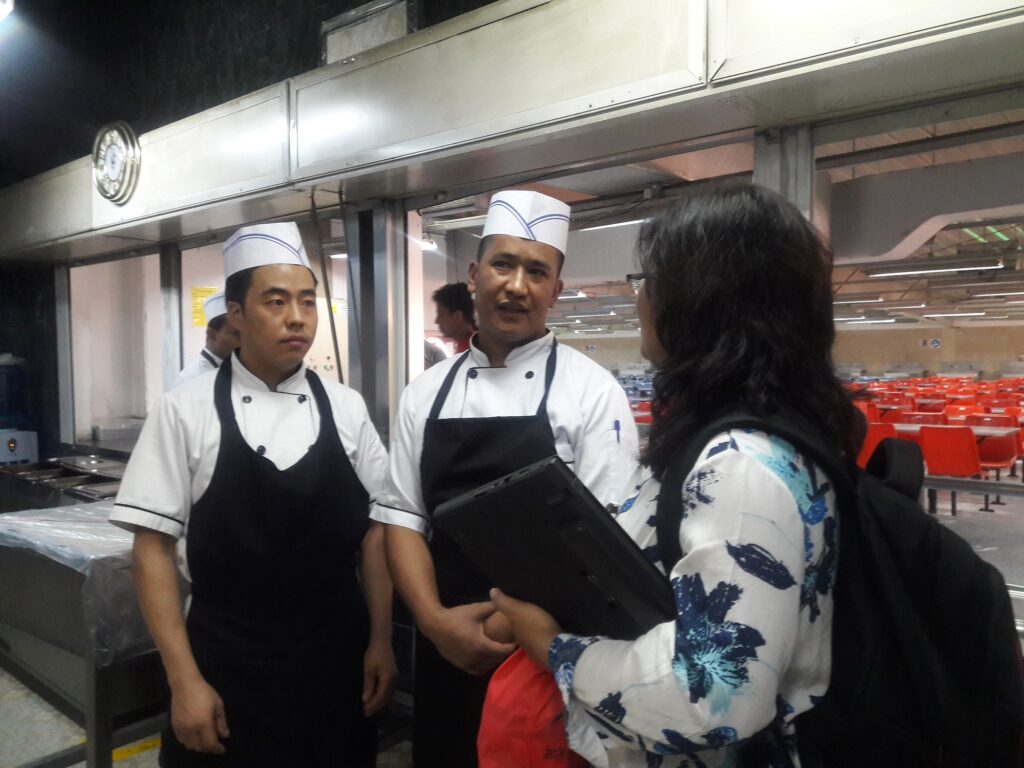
[832,297,883,305]
[0,0,11,23]
[573,328,605,333]
[974,315,1010,320]
[578,219,647,233]
[867,261,1003,278]
[566,311,616,319]
[972,290,1024,298]
[329,252,348,260]
[962,227,987,244]
[886,304,926,309]
[833,316,867,321]
[845,319,896,325]
[986,226,1011,242]
[420,239,438,251]
[557,291,587,301]
[548,320,581,326]
[922,312,986,318]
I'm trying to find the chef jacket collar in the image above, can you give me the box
[467,330,553,368]
[230,351,308,393]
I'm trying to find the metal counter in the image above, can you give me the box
[0,502,165,768]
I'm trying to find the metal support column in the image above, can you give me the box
[753,125,814,220]
[344,202,407,443]
[159,243,183,393]
[53,266,75,447]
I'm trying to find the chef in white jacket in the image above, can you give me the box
[111,222,395,767]
[374,190,639,767]
[172,292,239,389]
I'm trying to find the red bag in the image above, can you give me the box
[478,649,589,768]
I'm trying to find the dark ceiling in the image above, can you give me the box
[0,0,494,189]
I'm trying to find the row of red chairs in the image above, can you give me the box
[858,423,1018,513]
[854,400,1024,422]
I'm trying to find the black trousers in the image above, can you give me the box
[413,630,493,768]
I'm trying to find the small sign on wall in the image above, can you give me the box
[921,337,942,349]
[191,286,218,326]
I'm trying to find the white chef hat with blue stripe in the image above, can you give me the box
[481,190,571,256]
[203,292,227,324]
[222,222,311,278]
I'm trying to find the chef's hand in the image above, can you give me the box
[490,589,561,671]
[424,601,516,675]
[171,676,229,754]
[362,638,398,717]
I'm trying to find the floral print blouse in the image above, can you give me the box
[549,430,838,768]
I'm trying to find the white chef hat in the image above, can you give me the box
[222,222,311,278]
[203,292,227,325]
[481,190,571,256]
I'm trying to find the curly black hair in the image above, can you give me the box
[639,181,863,479]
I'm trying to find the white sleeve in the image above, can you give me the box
[552,442,834,759]
[370,385,430,534]
[109,395,193,538]
[338,389,390,500]
[571,368,639,509]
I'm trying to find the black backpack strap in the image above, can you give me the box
[655,407,856,572]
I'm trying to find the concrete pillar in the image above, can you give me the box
[753,125,815,221]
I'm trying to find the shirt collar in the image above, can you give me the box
[202,349,223,365]
[230,351,308,393]
[468,330,553,368]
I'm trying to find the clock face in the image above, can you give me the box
[92,122,140,204]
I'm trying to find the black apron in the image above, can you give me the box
[414,340,559,768]
[160,359,375,768]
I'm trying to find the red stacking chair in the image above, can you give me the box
[635,400,652,414]
[857,423,896,469]
[919,426,990,514]
[635,413,652,425]
[965,413,1019,489]
[979,397,1018,412]
[852,400,880,423]
[944,404,984,420]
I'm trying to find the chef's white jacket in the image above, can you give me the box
[371,332,638,534]
[172,350,222,390]
[110,353,389,576]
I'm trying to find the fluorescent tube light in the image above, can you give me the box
[573,328,605,333]
[329,253,348,260]
[832,297,882,305]
[922,312,986,318]
[986,226,1011,242]
[845,319,896,325]
[557,291,587,301]
[566,311,616,319]
[833,316,867,322]
[578,219,647,233]
[974,315,1010,320]
[972,290,1024,298]
[963,228,987,244]
[886,304,926,309]
[869,263,1002,278]
[420,239,438,251]
[548,320,581,326]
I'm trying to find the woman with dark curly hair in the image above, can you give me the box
[493,181,863,767]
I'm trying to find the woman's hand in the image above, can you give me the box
[489,588,562,671]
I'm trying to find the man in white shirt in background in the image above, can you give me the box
[172,291,239,389]
[111,222,395,768]
[374,190,638,767]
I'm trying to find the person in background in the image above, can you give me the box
[376,190,638,767]
[424,339,448,370]
[172,291,240,388]
[111,222,396,767]
[493,182,862,767]
[433,282,477,354]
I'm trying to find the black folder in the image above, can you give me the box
[433,456,676,639]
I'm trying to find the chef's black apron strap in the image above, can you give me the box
[535,337,558,416]
[428,351,470,420]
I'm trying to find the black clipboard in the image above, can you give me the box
[433,456,675,639]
